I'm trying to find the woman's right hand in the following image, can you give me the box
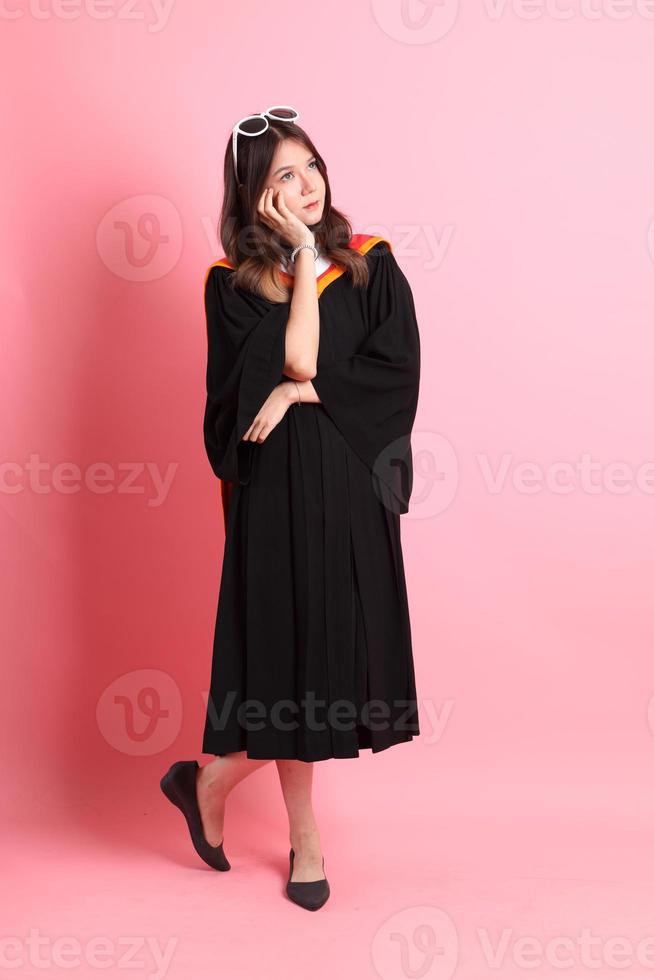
[241,382,297,444]
[256,186,315,250]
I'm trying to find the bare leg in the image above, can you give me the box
[275,760,325,882]
[196,753,271,846]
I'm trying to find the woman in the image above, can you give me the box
[161,107,422,911]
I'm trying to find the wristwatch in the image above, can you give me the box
[290,242,318,262]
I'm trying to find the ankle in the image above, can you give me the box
[197,764,227,799]
[290,828,321,853]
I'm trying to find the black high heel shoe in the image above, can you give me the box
[285,847,330,911]
[159,760,230,871]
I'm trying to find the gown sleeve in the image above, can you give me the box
[311,242,421,514]
[202,264,290,489]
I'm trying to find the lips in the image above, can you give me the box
[304,200,320,209]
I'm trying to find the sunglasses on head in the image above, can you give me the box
[231,105,300,182]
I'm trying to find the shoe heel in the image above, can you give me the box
[160,766,183,809]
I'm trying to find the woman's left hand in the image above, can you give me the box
[241,383,295,443]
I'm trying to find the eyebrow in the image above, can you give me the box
[271,155,316,178]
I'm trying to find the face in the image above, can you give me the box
[265,139,326,226]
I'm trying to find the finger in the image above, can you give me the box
[273,188,287,212]
[257,186,273,214]
[263,187,281,217]
[242,419,258,440]
[246,417,266,442]
[275,188,290,213]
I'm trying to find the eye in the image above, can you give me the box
[280,159,317,182]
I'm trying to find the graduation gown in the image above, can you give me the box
[201,233,421,761]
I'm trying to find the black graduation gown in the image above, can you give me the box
[201,233,421,761]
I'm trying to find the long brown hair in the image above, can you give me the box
[218,117,370,302]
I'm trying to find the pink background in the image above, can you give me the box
[3,0,654,977]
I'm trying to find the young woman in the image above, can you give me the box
[161,106,422,911]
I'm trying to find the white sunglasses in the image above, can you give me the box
[231,105,300,182]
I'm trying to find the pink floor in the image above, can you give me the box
[5,740,654,979]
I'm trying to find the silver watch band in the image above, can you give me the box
[290,242,318,263]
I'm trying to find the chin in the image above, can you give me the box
[303,208,324,227]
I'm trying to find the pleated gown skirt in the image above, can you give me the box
[201,400,420,761]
